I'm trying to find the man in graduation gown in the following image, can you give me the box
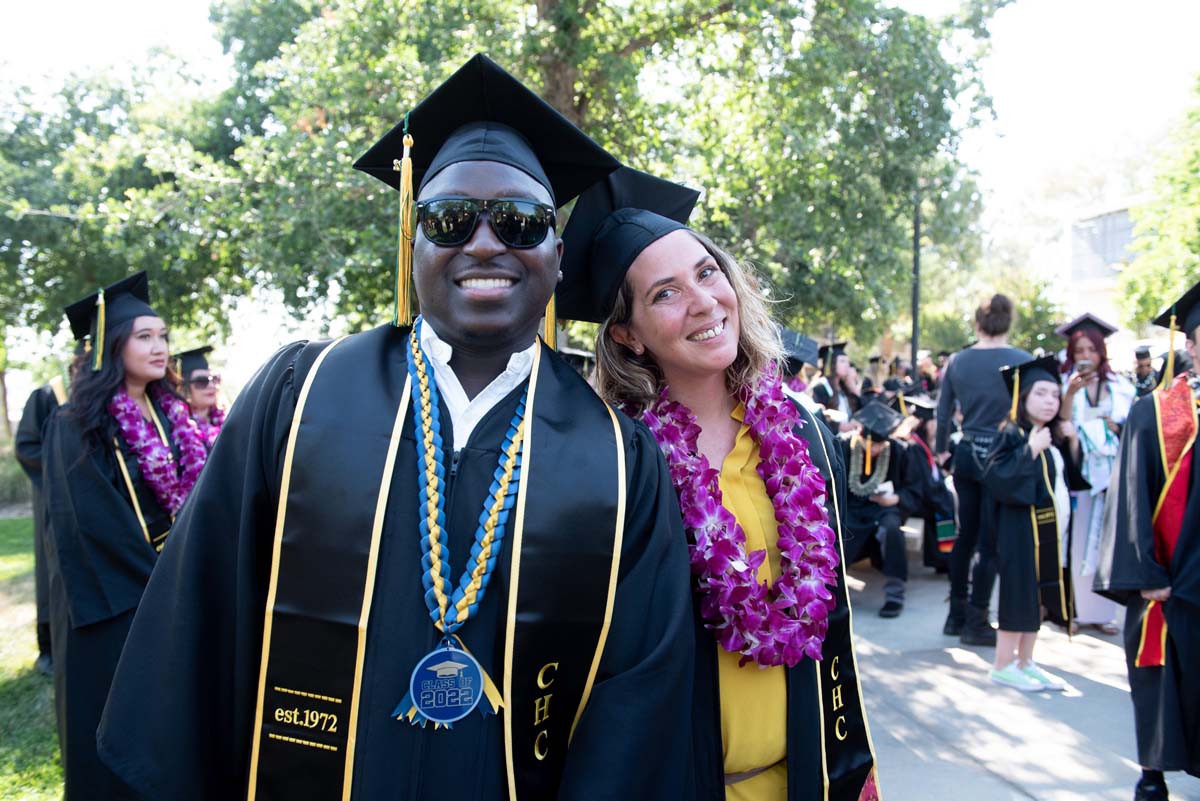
[98,54,694,801]
[840,402,923,618]
[1096,281,1200,801]
[14,370,72,676]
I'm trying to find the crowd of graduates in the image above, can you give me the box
[8,53,1197,801]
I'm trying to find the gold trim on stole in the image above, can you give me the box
[568,404,628,741]
[503,344,544,801]
[1036,450,1068,623]
[247,336,348,801]
[341,376,412,800]
[112,437,152,546]
[810,410,882,801]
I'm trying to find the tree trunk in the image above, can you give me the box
[0,367,10,442]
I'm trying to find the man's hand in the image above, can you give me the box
[1141,587,1172,603]
[871,493,900,507]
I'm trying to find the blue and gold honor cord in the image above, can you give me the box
[395,317,525,725]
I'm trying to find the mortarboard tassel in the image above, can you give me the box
[1009,367,1020,422]
[898,394,908,417]
[542,294,557,350]
[864,434,872,476]
[92,289,106,372]
[392,121,415,328]
[1159,308,1176,391]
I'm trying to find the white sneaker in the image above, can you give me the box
[1021,661,1066,691]
[989,662,1044,691]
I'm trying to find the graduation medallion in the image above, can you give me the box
[398,639,484,726]
[393,319,526,729]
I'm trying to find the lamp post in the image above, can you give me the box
[911,193,920,373]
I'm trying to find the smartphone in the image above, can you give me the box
[1076,359,1095,372]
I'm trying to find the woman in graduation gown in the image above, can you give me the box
[562,167,879,801]
[42,271,208,800]
[176,345,225,449]
[98,56,693,801]
[981,357,1083,690]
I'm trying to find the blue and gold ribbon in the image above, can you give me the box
[395,316,525,726]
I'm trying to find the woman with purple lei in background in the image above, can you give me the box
[41,271,208,800]
[557,167,880,801]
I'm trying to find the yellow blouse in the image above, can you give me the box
[717,403,788,801]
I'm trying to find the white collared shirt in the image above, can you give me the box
[420,321,536,451]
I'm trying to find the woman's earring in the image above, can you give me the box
[557,270,564,282]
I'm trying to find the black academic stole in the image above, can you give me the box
[244,327,626,801]
[793,401,878,801]
[1031,449,1068,624]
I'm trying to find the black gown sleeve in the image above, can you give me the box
[982,424,1043,507]
[15,386,55,486]
[556,421,694,801]
[1094,395,1170,605]
[934,355,957,453]
[42,409,160,628]
[896,442,927,520]
[97,342,308,801]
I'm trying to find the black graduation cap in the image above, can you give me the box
[556,167,700,324]
[1134,346,1152,360]
[780,328,819,373]
[853,401,905,441]
[1153,279,1200,338]
[892,391,936,421]
[818,342,847,372]
[353,54,618,209]
[1054,312,1118,340]
[1000,355,1061,420]
[175,346,214,378]
[63,272,157,372]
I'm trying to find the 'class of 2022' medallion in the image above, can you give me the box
[407,643,484,725]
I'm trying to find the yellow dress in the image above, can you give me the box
[716,403,788,801]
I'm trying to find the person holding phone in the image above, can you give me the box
[1057,313,1133,634]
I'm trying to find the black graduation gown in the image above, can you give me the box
[15,383,60,655]
[811,380,860,418]
[97,330,695,801]
[982,425,1071,633]
[840,437,920,567]
[1095,393,1199,774]
[689,400,876,801]
[42,402,175,801]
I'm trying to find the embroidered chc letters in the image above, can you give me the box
[533,662,558,761]
[828,655,849,741]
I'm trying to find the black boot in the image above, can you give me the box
[1134,772,1169,801]
[943,597,966,636]
[959,604,997,646]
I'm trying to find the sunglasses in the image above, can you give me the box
[188,374,222,389]
[416,197,556,249]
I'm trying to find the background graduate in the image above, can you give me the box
[839,402,923,618]
[98,55,693,801]
[42,271,207,800]
[175,345,225,448]
[14,347,79,677]
[571,166,879,801]
[1096,281,1200,800]
[982,356,1082,692]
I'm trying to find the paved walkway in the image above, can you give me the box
[848,552,1200,801]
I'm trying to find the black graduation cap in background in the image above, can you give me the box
[892,391,936,421]
[354,54,618,208]
[557,167,700,324]
[1000,355,1061,421]
[175,346,214,379]
[63,271,157,372]
[853,401,905,441]
[1134,346,1152,360]
[780,328,819,373]
[1054,312,1118,340]
[818,342,847,372]
[353,54,620,331]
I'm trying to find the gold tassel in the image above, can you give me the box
[392,128,415,327]
[1159,310,1177,391]
[93,289,106,371]
[898,394,908,417]
[864,434,873,476]
[1009,367,1020,421]
[543,293,557,350]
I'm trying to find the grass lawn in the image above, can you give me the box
[0,518,62,800]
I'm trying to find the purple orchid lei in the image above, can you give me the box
[109,385,209,516]
[637,365,840,667]
[194,405,225,449]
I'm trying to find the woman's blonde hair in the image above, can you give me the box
[594,229,783,413]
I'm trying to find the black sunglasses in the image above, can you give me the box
[416,197,556,249]
[188,374,222,389]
